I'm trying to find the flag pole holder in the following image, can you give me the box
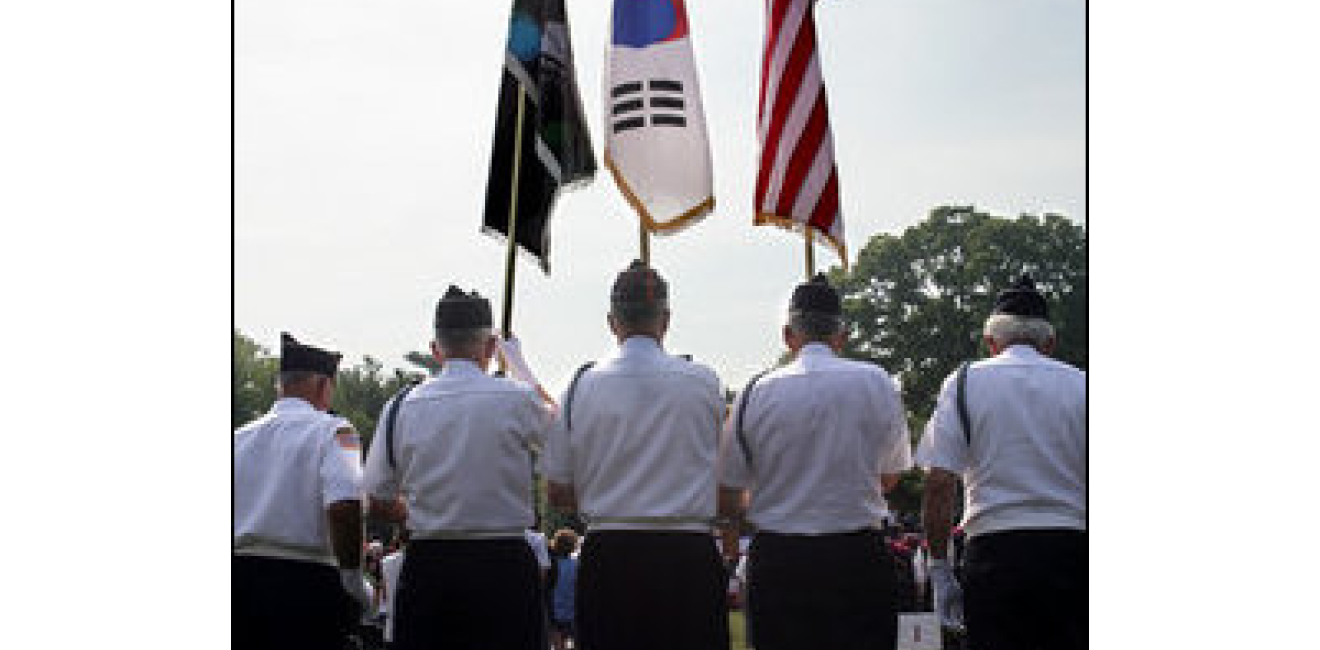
[640,223,651,265]
[499,85,528,370]
[805,228,815,279]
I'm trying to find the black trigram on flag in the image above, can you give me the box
[611,79,687,133]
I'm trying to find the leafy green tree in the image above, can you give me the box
[233,330,277,429]
[404,350,442,374]
[829,205,1086,421]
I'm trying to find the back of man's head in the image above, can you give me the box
[277,332,341,408]
[787,273,844,343]
[609,260,670,339]
[984,274,1055,352]
[433,285,494,361]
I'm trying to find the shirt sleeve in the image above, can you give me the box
[539,384,575,485]
[915,372,970,473]
[362,395,401,500]
[320,419,364,506]
[877,376,914,474]
[718,382,753,490]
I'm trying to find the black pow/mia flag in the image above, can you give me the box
[482,0,597,274]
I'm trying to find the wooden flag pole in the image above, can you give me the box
[804,228,815,280]
[500,85,528,344]
[640,223,651,265]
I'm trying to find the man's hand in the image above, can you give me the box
[367,496,407,525]
[496,335,557,408]
[339,568,373,621]
[547,480,578,513]
[928,557,965,629]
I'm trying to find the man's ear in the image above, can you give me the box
[1041,336,1057,356]
[430,340,445,366]
[983,335,998,356]
[829,330,847,353]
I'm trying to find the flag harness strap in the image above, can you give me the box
[735,370,773,468]
[955,361,973,446]
[563,362,596,433]
[384,380,422,471]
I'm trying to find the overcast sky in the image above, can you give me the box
[236,0,1084,394]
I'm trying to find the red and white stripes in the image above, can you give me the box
[754,0,845,262]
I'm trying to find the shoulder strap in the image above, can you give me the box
[955,361,973,446]
[385,380,421,471]
[735,370,772,468]
[563,362,595,432]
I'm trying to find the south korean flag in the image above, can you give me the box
[605,0,715,233]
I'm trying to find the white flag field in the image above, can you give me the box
[604,0,714,234]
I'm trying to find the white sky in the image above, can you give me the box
[236,0,1084,394]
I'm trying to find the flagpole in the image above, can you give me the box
[501,85,528,347]
[805,228,815,280]
[640,223,651,265]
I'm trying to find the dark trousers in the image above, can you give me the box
[392,538,546,650]
[747,529,898,650]
[233,555,354,650]
[964,529,1088,650]
[576,530,729,650]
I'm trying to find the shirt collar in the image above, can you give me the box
[1000,344,1046,360]
[440,358,486,377]
[273,397,317,414]
[618,335,664,358]
[799,342,836,358]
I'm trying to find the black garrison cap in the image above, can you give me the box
[991,274,1050,321]
[434,285,493,331]
[610,260,669,314]
[279,332,342,377]
[790,273,842,316]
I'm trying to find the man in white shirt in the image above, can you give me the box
[362,286,552,650]
[543,261,729,650]
[718,274,914,650]
[234,333,370,650]
[918,275,1086,650]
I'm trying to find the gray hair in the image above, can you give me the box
[983,314,1055,349]
[788,310,844,341]
[434,327,493,359]
[277,370,321,388]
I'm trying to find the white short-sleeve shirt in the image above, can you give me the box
[540,336,724,532]
[915,344,1086,537]
[362,360,550,538]
[720,343,913,535]
[233,398,363,565]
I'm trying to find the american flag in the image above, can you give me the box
[754,0,846,265]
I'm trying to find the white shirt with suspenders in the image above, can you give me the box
[233,398,363,565]
[362,359,550,539]
[915,344,1086,538]
[541,336,724,532]
[720,343,913,534]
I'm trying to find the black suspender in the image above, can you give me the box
[384,380,421,470]
[735,370,772,468]
[563,362,595,433]
[955,361,973,446]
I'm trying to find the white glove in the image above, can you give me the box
[928,558,965,629]
[496,335,542,389]
[339,568,373,620]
